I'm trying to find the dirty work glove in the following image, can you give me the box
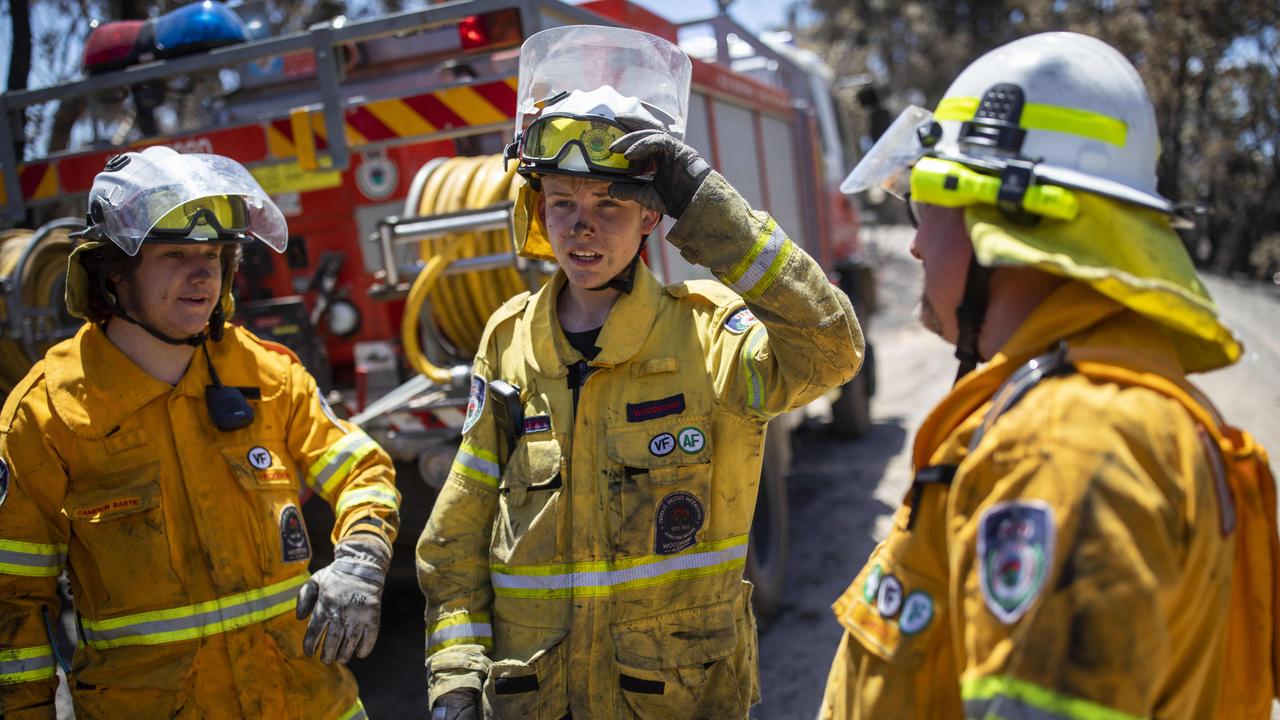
[608,112,712,219]
[296,533,391,664]
[431,689,480,720]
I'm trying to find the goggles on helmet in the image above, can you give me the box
[147,195,252,239]
[518,113,654,179]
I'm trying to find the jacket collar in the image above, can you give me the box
[911,282,1184,471]
[523,263,664,378]
[46,323,178,438]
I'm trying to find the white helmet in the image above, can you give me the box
[81,145,288,256]
[843,32,1170,215]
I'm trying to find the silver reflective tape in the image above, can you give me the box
[730,223,787,297]
[0,547,63,569]
[962,698,1074,720]
[492,542,748,591]
[0,648,53,682]
[456,449,500,481]
[81,580,301,645]
[429,622,493,647]
[314,432,377,492]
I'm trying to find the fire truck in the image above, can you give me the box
[0,0,877,618]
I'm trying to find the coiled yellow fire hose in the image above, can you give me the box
[0,223,77,396]
[400,154,546,383]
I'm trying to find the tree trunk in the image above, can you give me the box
[7,0,32,161]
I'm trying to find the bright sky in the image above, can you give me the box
[586,0,801,33]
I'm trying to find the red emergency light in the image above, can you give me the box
[457,9,521,51]
[82,20,147,74]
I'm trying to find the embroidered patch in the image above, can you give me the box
[724,307,758,334]
[74,497,141,520]
[0,457,8,509]
[677,427,706,454]
[862,564,883,603]
[899,591,934,635]
[979,501,1054,624]
[649,432,676,457]
[523,416,551,435]
[654,490,705,555]
[247,446,273,470]
[462,375,487,434]
[626,393,685,423]
[317,388,343,430]
[876,574,903,618]
[280,504,311,563]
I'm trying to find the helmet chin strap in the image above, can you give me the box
[586,236,648,295]
[953,253,991,383]
[99,273,224,346]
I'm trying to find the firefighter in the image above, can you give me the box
[418,26,863,719]
[822,32,1276,719]
[0,146,400,719]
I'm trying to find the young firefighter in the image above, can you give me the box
[0,147,401,719]
[417,26,864,719]
[822,33,1279,720]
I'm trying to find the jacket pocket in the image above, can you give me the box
[220,444,308,573]
[492,435,563,565]
[829,540,953,717]
[482,623,568,720]
[611,600,751,719]
[606,417,714,557]
[66,463,181,607]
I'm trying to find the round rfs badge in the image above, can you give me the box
[654,490,704,555]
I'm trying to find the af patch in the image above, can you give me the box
[0,457,9,509]
[724,307,758,334]
[655,490,704,555]
[677,427,706,453]
[280,504,311,563]
[978,501,1054,624]
[899,591,934,635]
[462,375,487,434]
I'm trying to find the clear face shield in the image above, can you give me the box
[840,105,1079,223]
[94,153,288,256]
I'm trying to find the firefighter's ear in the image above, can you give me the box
[640,206,661,235]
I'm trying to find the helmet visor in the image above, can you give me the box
[840,105,934,198]
[522,115,649,175]
[98,153,287,256]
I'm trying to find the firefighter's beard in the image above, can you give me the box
[916,293,945,339]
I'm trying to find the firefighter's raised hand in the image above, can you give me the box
[608,113,711,220]
[296,533,391,664]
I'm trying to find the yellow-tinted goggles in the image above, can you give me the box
[150,195,251,238]
[521,115,644,174]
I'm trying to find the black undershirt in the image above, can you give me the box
[562,326,602,361]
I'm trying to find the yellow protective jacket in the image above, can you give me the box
[0,323,399,720]
[819,282,1272,720]
[417,172,863,718]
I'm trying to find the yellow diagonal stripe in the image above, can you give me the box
[366,98,436,136]
[435,86,507,126]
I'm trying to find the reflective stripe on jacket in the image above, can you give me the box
[820,283,1241,720]
[418,171,864,719]
[0,323,398,719]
